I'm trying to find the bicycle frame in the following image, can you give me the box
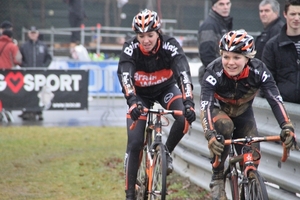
[133,106,185,200]
[213,135,289,200]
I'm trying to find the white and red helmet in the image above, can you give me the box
[219,29,255,55]
[132,9,161,33]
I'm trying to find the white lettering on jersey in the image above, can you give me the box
[206,75,217,85]
[200,100,208,111]
[124,41,139,56]
[261,71,270,82]
[162,42,178,57]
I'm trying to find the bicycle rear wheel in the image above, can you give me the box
[136,148,148,200]
[241,170,269,200]
[149,143,167,200]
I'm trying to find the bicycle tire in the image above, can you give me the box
[136,147,148,200]
[149,143,167,200]
[241,170,269,200]
[136,126,154,200]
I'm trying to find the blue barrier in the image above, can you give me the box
[49,60,122,96]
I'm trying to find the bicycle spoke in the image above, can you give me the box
[150,144,167,200]
[136,149,148,200]
[247,170,269,200]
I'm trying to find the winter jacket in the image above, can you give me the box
[0,35,22,69]
[20,39,52,68]
[255,17,284,60]
[197,9,232,83]
[262,24,300,104]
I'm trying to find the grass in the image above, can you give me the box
[0,126,209,200]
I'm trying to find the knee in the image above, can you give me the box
[214,118,234,139]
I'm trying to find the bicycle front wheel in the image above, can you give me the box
[136,148,148,200]
[241,170,269,200]
[150,143,167,200]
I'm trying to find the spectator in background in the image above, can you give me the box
[262,0,300,104]
[0,20,18,45]
[19,26,52,120]
[255,0,284,60]
[0,21,22,69]
[20,26,52,68]
[64,0,86,45]
[0,20,12,35]
[197,0,232,85]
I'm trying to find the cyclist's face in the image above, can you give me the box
[221,51,249,77]
[259,4,279,27]
[212,0,231,17]
[137,31,159,52]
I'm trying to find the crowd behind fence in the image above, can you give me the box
[20,25,261,57]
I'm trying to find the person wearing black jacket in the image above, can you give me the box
[197,0,233,85]
[117,9,196,200]
[200,29,298,200]
[19,26,52,120]
[255,0,284,60]
[262,0,300,104]
[20,26,52,68]
[64,0,86,44]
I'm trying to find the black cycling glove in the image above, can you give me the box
[183,101,196,124]
[129,102,142,121]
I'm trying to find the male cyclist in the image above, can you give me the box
[117,9,196,200]
[200,29,298,200]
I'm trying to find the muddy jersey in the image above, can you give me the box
[117,34,192,103]
[200,57,291,132]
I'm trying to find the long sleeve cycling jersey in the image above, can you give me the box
[117,34,193,106]
[200,57,291,133]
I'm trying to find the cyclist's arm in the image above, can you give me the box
[165,37,194,103]
[259,64,292,127]
[200,69,218,133]
[117,40,138,106]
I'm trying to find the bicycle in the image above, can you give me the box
[130,103,188,200]
[212,134,292,200]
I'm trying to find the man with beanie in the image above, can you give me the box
[197,0,232,85]
[0,20,13,35]
[0,20,22,69]
[18,26,52,120]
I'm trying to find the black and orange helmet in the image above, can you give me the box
[219,29,255,55]
[132,9,161,33]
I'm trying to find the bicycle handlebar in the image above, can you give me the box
[212,135,289,168]
[129,107,184,130]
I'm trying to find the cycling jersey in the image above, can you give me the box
[117,34,193,105]
[200,57,291,133]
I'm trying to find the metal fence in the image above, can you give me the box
[0,0,279,44]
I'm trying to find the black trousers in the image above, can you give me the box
[69,13,83,43]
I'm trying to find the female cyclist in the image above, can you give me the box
[117,9,196,200]
[200,29,297,200]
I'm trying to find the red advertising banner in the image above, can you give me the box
[0,69,89,110]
